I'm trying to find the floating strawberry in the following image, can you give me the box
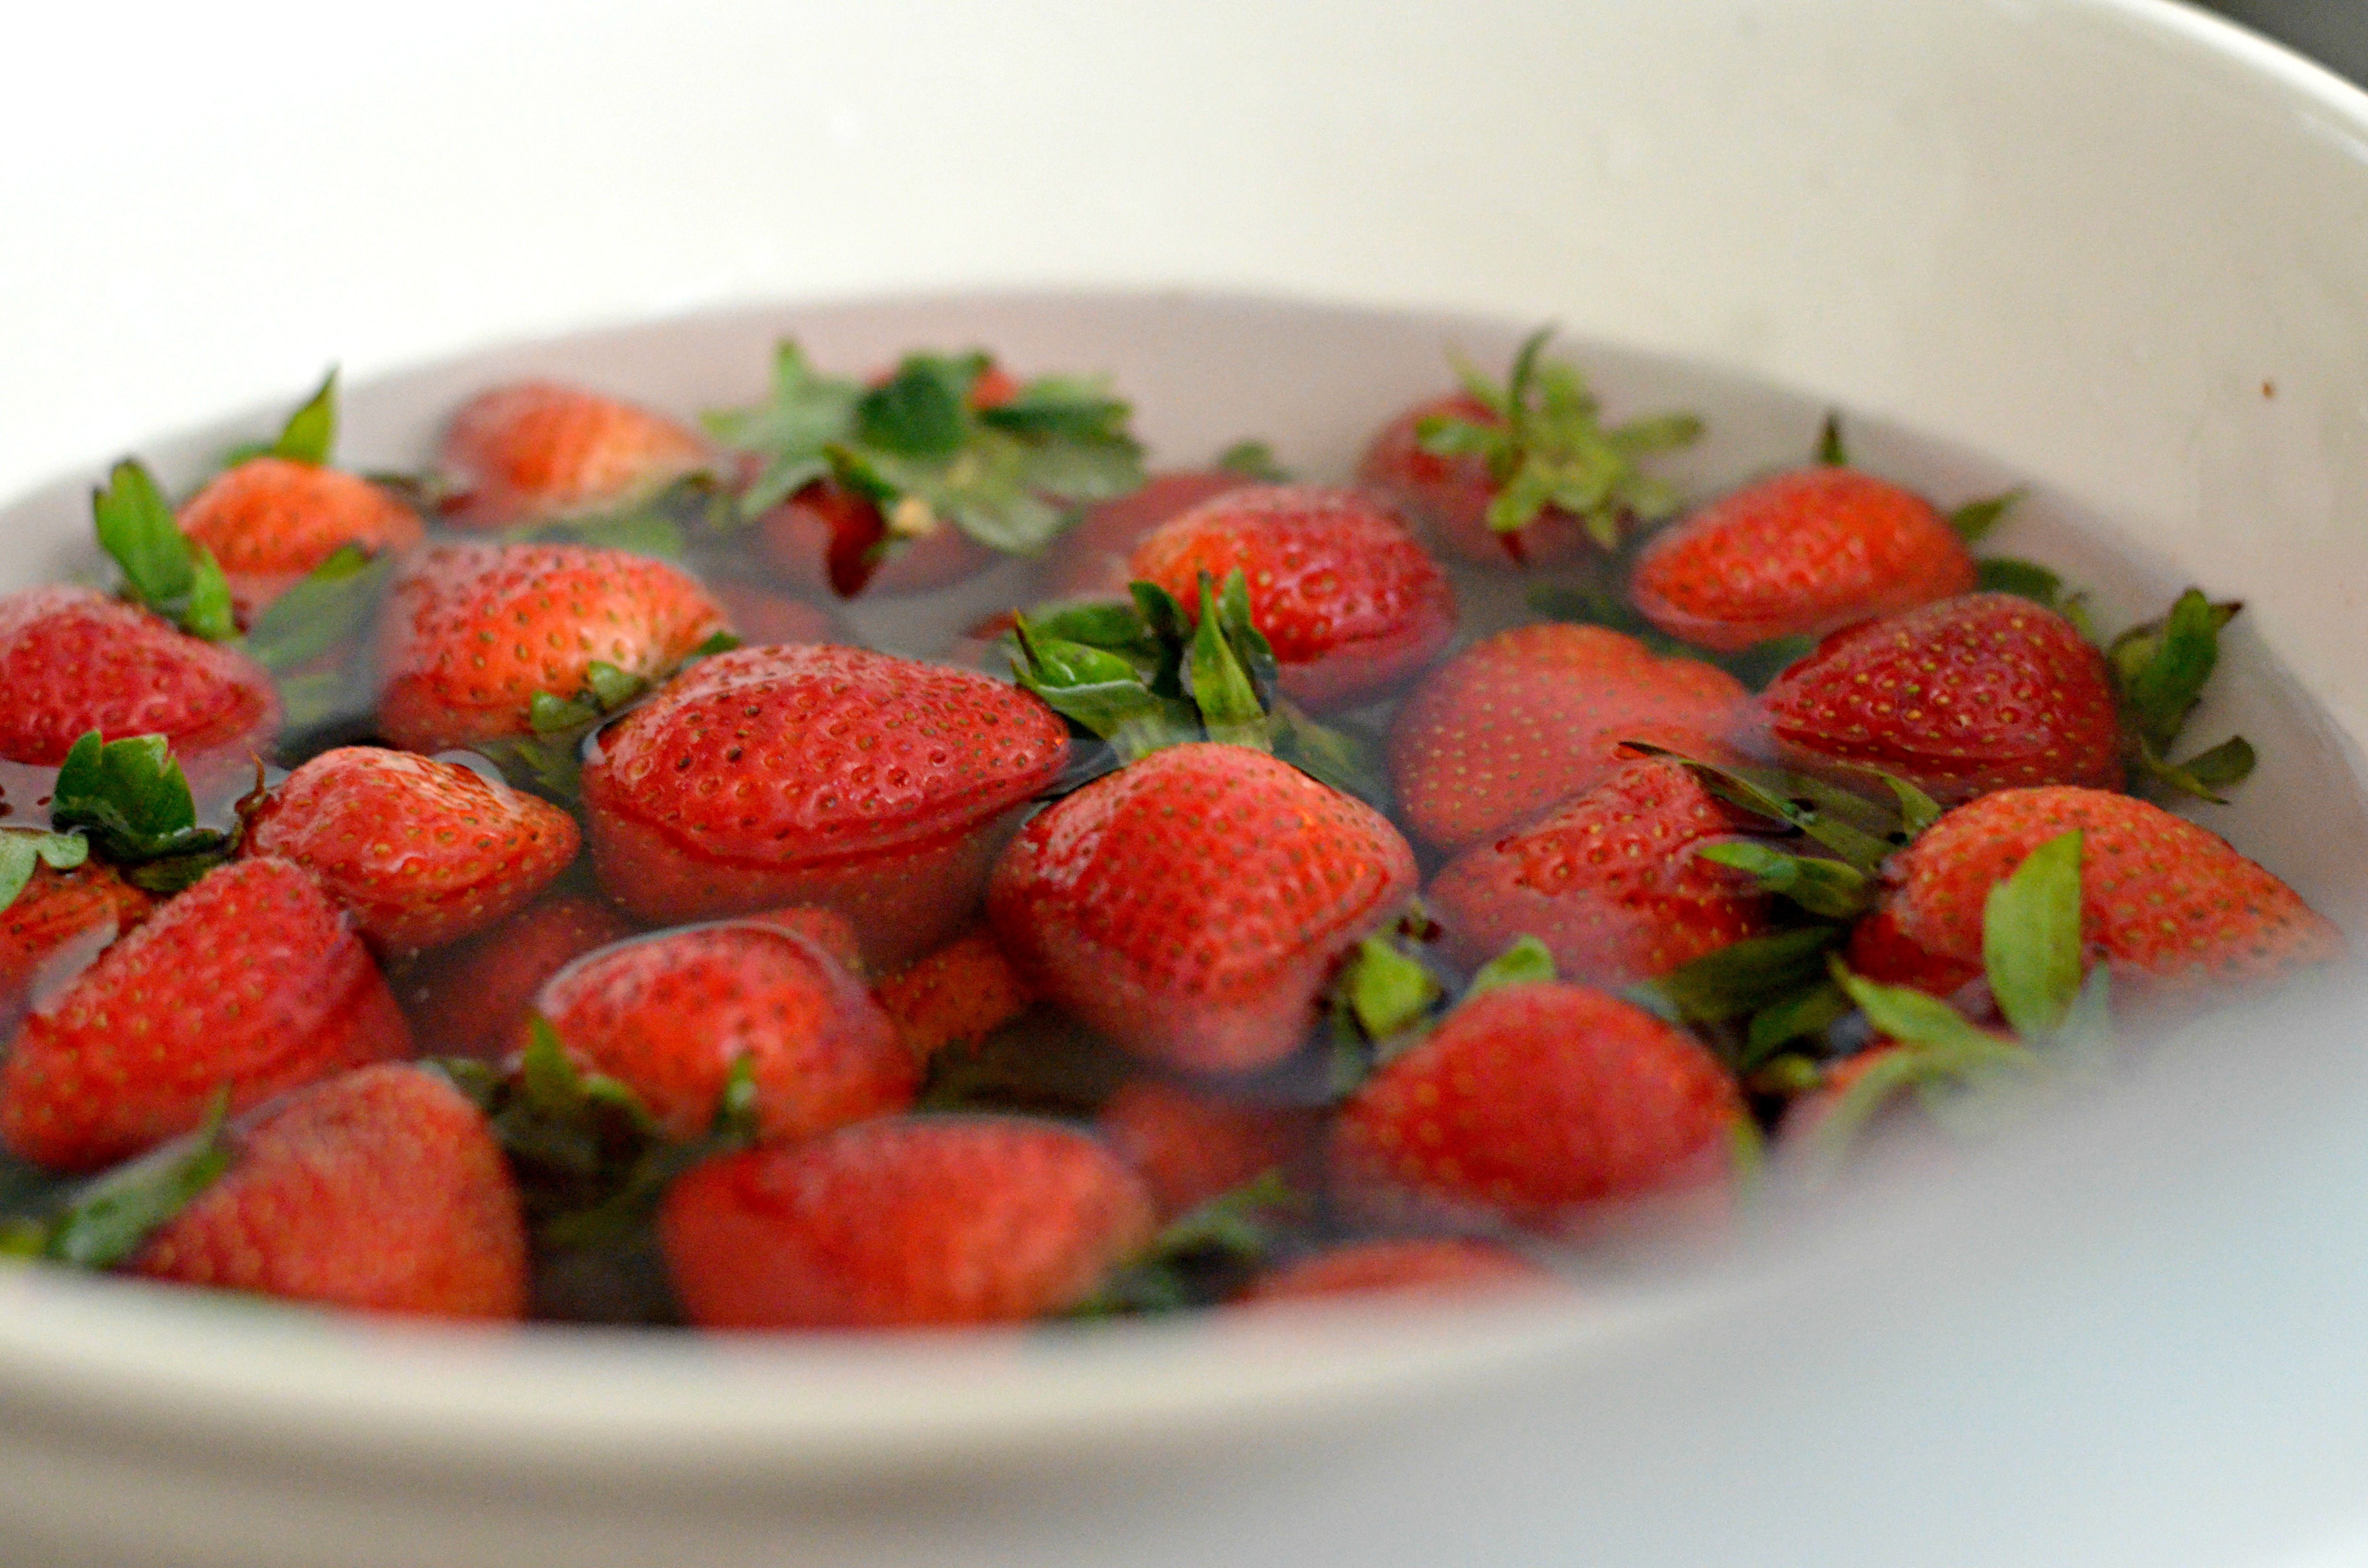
[438,381,712,528]
[373,541,727,755]
[0,858,411,1172]
[0,587,277,769]
[1241,1237,1555,1304]
[0,858,150,1025]
[988,743,1417,1074]
[580,644,1071,967]
[658,1115,1158,1328]
[1096,1078,1317,1220]
[872,924,1036,1061]
[1126,484,1455,710]
[1387,622,1749,851]
[240,746,581,951]
[397,893,639,1061]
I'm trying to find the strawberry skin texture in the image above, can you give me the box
[176,457,423,623]
[757,478,992,600]
[746,904,866,975]
[1848,785,2343,997]
[1127,484,1456,710]
[1387,622,1749,851]
[1096,1078,1316,1220]
[374,542,727,754]
[1426,758,1773,986]
[242,746,580,952]
[988,743,1418,1075]
[873,924,1036,1061]
[0,862,152,1025]
[398,893,638,1061]
[535,921,913,1143]
[1331,980,1745,1234]
[438,380,711,529]
[1241,1237,1555,1304]
[580,644,1071,968]
[0,858,411,1172]
[1047,470,1252,599]
[1759,592,2122,805]
[1357,392,1595,566]
[0,586,280,768]
[132,1064,529,1320]
[1627,467,1976,652]
[658,1115,1158,1329]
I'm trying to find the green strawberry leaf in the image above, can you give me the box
[1695,841,1875,919]
[1947,489,2022,544]
[93,459,237,642]
[1343,935,1443,1040]
[1976,555,2064,605]
[1739,980,1853,1069]
[1815,412,1848,467]
[1831,960,2007,1054]
[1009,616,1201,760]
[1465,934,1558,998]
[1068,1170,1311,1317]
[1269,701,1391,808]
[1186,574,1270,750]
[238,543,393,674]
[49,732,229,865]
[1211,568,1282,706]
[1633,927,1841,1025]
[706,341,867,523]
[856,353,977,459]
[1214,440,1290,481]
[2109,588,2238,751]
[1982,829,2086,1041]
[2131,733,2256,804]
[977,374,1131,443]
[40,1093,232,1269]
[270,368,339,466]
[1622,743,1901,874]
[0,830,90,913]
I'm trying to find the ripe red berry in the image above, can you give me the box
[1096,1078,1317,1220]
[1241,1237,1556,1304]
[0,586,279,769]
[176,457,423,623]
[438,381,711,528]
[397,893,639,1061]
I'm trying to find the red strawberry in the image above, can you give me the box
[534,921,913,1143]
[241,747,580,951]
[1626,467,1976,652]
[1357,392,1595,566]
[374,542,727,754]
[176,457,423,623]
[1387,623,1749,851]
[1331,980,1745,1234]
[437,380,711,528]
[745,904,865,975]
[1241,1237,1556,1304]
[707,578,843,647]
[873,923,1036,1061]
[658,1115,1158,1328]
[1425,757,1773,986]
[398,893,637,1061]
[0,861,152,1024]
[0,586,279,768]
[988,743,1418,1075]
[1759,593,2122,805]
[1096,1078,1316,1220]
[1847,785,2342,998]
[1127,485,1456,710]
[0,858,411,1172]
[132,1064,529,1320]
[756,477,993,600]
[1046,470,1253,599]
[579,644,1070,968]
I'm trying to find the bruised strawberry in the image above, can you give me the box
[1760,593,2122,805]
[176,458,423,623]
[1387,623,1749,851]
[0,858,410,1172]
[1047,470,1254,599]
[399,893,637,1060]
[132,1064,528,1320]
[756,478,993,600]
[0,862,151,1024]
[1358,393,1592,567]
[374,542,726,755]
[988,743,1417,1075]
[658,1115,1157,1328]
[873,924,1035,1061]
[580,644,1070,968]
[241,747,580,952]
[0,586,279,768]
[1425,758,1773,986]
[1241,1237,1556,1304]
[707,579,842,647]
[1331,980,1744,1235]
[1096,1078,1316,1220]
[1847,785,2342,999]
[534,922,913,1143]
[1627,467,1976,652]
[1127,485,1455,710]
[438,381,711,528]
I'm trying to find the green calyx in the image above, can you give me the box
[218,369,340,469]
[0,1091,233,1269]
[1623,744,1927,876]
[1068,1170,1312,1318]
[1417,326,1702,546]
[93,459,235,642]
[49,731,234,892]
[0,829,89,914]
[2108,588,2254,803]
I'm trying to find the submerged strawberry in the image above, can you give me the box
[659,1115,1158,1328]
[177,458,422,624]
[398,894,638,1061]
[1047,469,1255,599]
[988,743,1418,1075]
[0,858,410,1172]
[1241,1238,1556,1304]
[1096,1078,1317,1220]
[872,924,1036,1061]
[0,861,151,1024]
[0,586,279,768]
[580,644,1070,968]
[757,477,993,599]
[438,381,712,528]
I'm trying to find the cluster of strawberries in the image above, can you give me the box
[0,332,2340,1332]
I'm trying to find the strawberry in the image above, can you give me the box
[1096,1078,1316,1220]
[1359,393,1590,566]
[1241,1237,1555,1304]
[437,380,712,528]
[1626,467,1976,652]
[579,644,1071,968]
[1425,757,1774,986]
[176,458,423,624]
[373,541,727,755]
[1046,469,1254,599]
[873,923,1036,1061]
[1846,785,2342,998]
[1125,485,1454,710]
[756,477,994,599]
[706,578,843,647]
[240,746,581,951]
[0,858,411,1171]
[1386,622,1749,851]
[1331,979,1745,1234]
[658,1115,1158,1328]
[0,861,151,1024]
[1758,593,2122,805]
[745,904,865,975]
[534,920,913,1143]
[131,1064,529,1320]
[0,586,279,769]
[988,743,1418,1075]
[398,893,638,1061]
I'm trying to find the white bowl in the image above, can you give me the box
[10,3,2368,1566]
